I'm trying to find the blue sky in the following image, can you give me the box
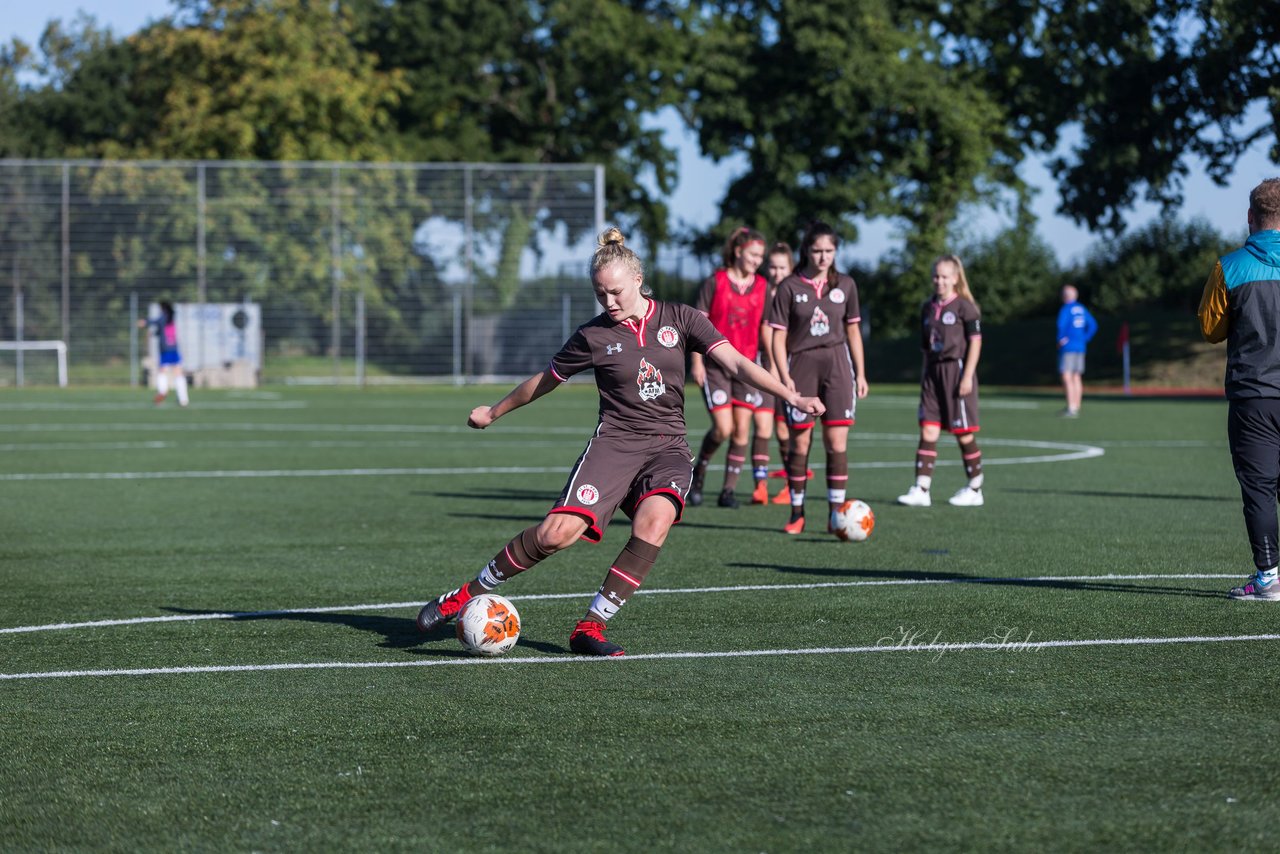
[8,0,1276,267]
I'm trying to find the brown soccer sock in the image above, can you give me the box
[787,444,809,515]
[723,441,748,492]
[915,439,938,485]
[960,438,983,487]
[751,435,771,482]
[587,537,662,622]
[826,449,848,509]
[693,430,720,488]
[472,526,556,594]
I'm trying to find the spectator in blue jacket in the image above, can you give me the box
[1198,177,1280,601]
[1056,285,1098,417]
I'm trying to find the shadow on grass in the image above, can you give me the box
[1002,487,1234,503]
[161,606,567,655]
[414,488,552,502]
[728,562,1224,599]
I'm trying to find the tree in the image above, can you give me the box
[945,0,1280,232]
[682,1,1021,307]
[348,0,684,255]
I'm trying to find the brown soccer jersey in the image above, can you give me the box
[920,295,981,363]
[765,272,862,353]
[549,299,728,436]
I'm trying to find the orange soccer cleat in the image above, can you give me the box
[771,485,791,505]
[750,481,770,505]
[783,515,806,535]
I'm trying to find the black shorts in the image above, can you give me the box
[919,360,980,434]
[550,429,693,543]
[783,346,855,430]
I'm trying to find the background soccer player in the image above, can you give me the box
[689,226,770,508]
[137,300,190,407]
[1057,284,1098,417]
[896,255,985,508]
[757,242,798,506]
[416,228,824,655]
[766,221,869,535]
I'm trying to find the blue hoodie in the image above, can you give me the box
[1057,300,1097,353]
[1199,230,1280,399]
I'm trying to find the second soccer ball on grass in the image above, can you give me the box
[830,500,875,542]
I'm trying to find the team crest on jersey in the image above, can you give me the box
[711,389,728,406]
[942,311,957,325]
[637,357,666,401]
[810,306,830,337]
[576,484,600,505]
[830,289,845,304]
[656,326,679,348]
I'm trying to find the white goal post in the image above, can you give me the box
[0,340,69,387]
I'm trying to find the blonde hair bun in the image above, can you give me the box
[598,227,626,247]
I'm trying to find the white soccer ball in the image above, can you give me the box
[831,499,875,542]
[456,594,521,657]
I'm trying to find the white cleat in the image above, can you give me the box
[896,485,931,507]
[948,486,984,507]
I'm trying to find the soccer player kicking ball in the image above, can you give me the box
[417,228,824,655]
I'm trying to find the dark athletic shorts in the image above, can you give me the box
[783,346,855,430]
[919,360,980,434]
[701,360,762,412]
[550,429,693,543]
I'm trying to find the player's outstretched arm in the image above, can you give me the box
[468,370,561,429]
[709,344,825,417]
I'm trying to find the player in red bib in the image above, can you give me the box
[767,221,869,535]
[416,228,824,656]
[689,227,769,508]
[896,255,986,508]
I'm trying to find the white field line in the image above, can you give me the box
[0,401,307,411]
[0,435,1103,480]
[4,632,1279,681]
[0,574,1238,636]
[0,422,587,434]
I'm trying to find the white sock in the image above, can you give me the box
[828,489,846,504]
[915,475,932,491]
[156,373,170,396]
[969,472,984,490]
[790,491,805,507]
[588,592,622,621]
[477,559,506,591]
[175,373,189,406]
[1261,567,1278,582]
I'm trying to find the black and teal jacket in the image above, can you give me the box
[1198,230,1280,399]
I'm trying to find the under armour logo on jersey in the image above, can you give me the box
[795,294,809,303]
[606,342,622,354]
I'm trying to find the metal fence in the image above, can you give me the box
[0,159,606,386]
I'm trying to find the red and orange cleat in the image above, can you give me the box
[416,586,473,632]
[750,480,770,505]
[783,515,806,535]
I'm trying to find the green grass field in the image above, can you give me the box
[2,383,1277,852]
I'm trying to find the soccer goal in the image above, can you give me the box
[0,340,69,387]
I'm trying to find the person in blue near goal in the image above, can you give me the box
[1056,284,1097,418]
[138,301,190,407]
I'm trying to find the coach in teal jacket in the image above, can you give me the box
[1198,177,1280,601]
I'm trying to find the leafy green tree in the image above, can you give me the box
[348,0,684,278]
[1072,217,1239,313]
[946,0,1280,232]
